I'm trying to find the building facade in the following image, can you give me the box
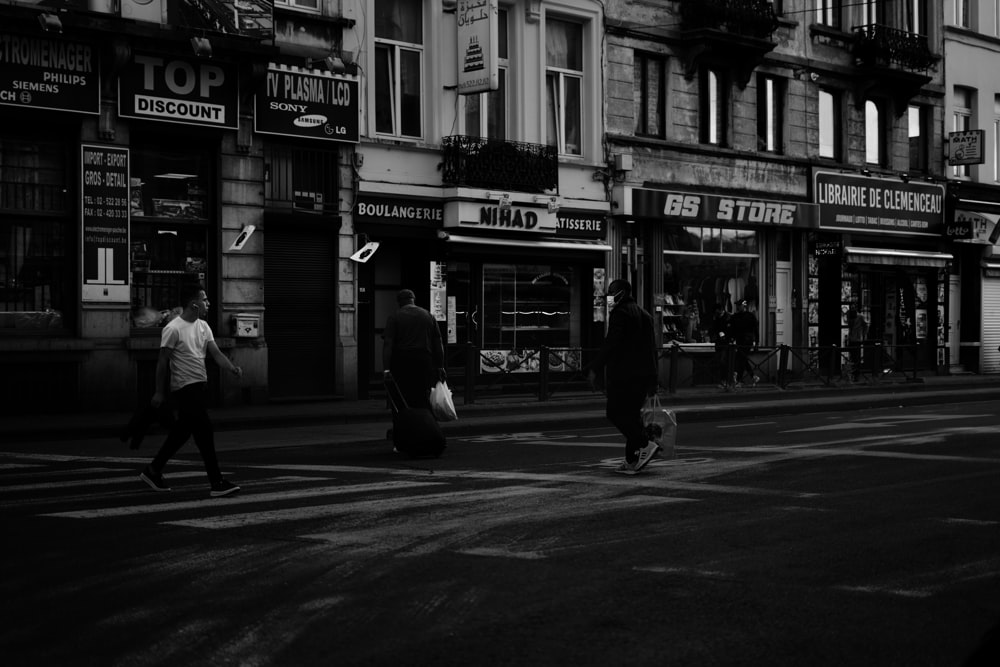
[604,0,949,381]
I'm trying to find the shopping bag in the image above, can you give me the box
[429,380,458,422]
[641,394,676,459]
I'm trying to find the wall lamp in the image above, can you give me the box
[191,37,213,58]
[38,12,62,33]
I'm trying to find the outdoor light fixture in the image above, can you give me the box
[38,12,62,33]
[534,195,560,214]
[486,192,512,210]
[190,36,213,58]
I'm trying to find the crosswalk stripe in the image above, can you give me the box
[167,486,562,531]
[2,471,207,492]
[39,480,446,519]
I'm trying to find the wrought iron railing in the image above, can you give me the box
[678,0,779,40]
[441,135,559,194]
[852,24,938,72]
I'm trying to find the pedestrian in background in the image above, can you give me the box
[383,289,446,409]
[847,307,869,381]
[139,283,242,498]
[586,279,660,475]
[728,298,759,387]
[710,302,732,388]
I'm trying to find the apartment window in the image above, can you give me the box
[816,0,841,28]
[955,0,970,28]
[465,9,509,140]
[862,0,883,26]
[0,136,72,332]
[374,0,423,139]
[865,100,886,166]
[546,18,584,156]
[905,0,927,34]
[757,75,783,153]
[700,67,728,146]
[908,105,930,173]
[274,0,320,12]
[819,89,840,159]
[634,52,667,139]
[953,87,974,177]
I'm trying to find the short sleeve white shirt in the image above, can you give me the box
[160,317,214,391]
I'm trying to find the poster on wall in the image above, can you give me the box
[430,261,446,322]
[81,145,130,303]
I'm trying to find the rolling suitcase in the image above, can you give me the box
[385,374,446,458]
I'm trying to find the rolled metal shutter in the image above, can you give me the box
[265,223,338,398]
[981,278,1000,373]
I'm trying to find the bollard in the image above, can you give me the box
[778,344,789,387]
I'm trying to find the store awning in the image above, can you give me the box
[844,247,953,268]
[444,234,612,252]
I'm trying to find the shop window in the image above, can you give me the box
[0,138,71,332]
[129,147,211,330]
[465,8,508,140]
[374,0,424,139]
[264,146,338,214]
[634,51,667,139]
[482,263,575,350]
[546,17,584,156]
[662,226,759,343]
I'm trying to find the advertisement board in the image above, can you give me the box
[254,67,359,143]
[456,0,499,95]
[119,52,239,129]
[0,32,100,114]
[81,145,130,303]
[814,171,945,236]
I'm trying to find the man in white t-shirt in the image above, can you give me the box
[139,284,243,497]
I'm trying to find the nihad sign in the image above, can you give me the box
[444,200,558,234]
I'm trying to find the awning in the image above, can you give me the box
[844,247,952,268]
[444,234,612,252]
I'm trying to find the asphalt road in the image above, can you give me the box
[2,401,999,666]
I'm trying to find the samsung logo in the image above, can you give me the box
[293,114,327,128]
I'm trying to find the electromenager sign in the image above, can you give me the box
[0,33,100,114]
[814,171,945,236]
[119,52,238,129]
[254,66,359,143]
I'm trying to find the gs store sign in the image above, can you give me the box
[119,53,238,129]
[630,188,818,229]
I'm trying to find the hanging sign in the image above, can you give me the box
[947,130,985,166]
[119,52,238,128]
[81,145,130,303]
[456,0,499,94]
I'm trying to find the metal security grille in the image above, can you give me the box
[263,146,339,215]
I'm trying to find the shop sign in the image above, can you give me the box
[814,241,841,256]
[119,52,238,129]
[444,200,558,234]
[254,67,359,143]
[947,130,985,166]
[631,189,818,228]
[815,172,944,236]
[81,145,130,303]
[556,212,606,239]
[0,33,100,114]
[950,210,994,244]
[355,196,444,226]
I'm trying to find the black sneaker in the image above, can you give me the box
[139,467,170,492]
[210,479,241,498]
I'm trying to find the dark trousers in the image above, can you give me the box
[606,381,648,464]
[734,344,754,381]
[150,383,222,484]
[391,349,435,410]
[848,341,863,379]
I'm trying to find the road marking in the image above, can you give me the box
[172,486,560,531]
[0,463,46,470]
[458,548,547,560]
[836,585,933,599]
[936,517,999,527]
[39,480,446,519]
[716,422,776,429]
[2,471,206,492]
[783,414,994,433]
[635,566,733,578]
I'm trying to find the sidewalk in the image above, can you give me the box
[5,373,1000,444]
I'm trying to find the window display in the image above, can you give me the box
[661,226,758,343]
[129,148,211,329]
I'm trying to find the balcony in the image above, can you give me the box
[677,0,779,88]
[442,136,559,195]
[851,24,938,113]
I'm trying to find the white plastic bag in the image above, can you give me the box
[641,394,676,459]
[430,380,458,422]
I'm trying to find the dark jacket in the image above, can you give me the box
[588,296,658,390]
[728,310,758,347]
